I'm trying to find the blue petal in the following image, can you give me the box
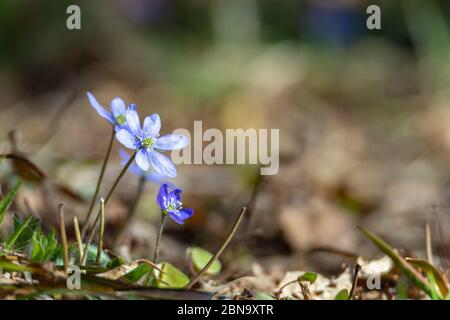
[87,92,114,124]
[179,208,194,219]
[125,109,141,137]
[168,188,182,203]
[128,103,137,111]
[157,183,169,210]
[145,171,170,184]
[143,114,161,137]
[119,149,130,165]
[136,149,150,171]
[147,150,177,177]
[116,129,136,149]
[114,124,126,132]
[155,134,189,151]
[129,163,144,176]
[110,98,126,117]
[168,210,186,224]
[168,208,193,224]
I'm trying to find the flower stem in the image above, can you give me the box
[114,175,146,248]
[81,127,115,239]
[144,212,167,286]
[81,152,136,265]
[95,198,106,265]
[104,152,137,203]
[153,213,167,264]
[184,207,247,289]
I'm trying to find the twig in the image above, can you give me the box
[81,127,115,239]
[95,198,106,265]
[425,222,433,265]
[299,282,312,300]
[349,264,361,300]
[210,276,256,299]
[277,279,299,293]
[73,216,84,264]
[59,204,69,273]
[135,259,166,274]
[184,207,247,289]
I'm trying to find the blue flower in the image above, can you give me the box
[119,149,172,184]
[87,92,136,131]
[115,110,189,177]
[157,183,193,224]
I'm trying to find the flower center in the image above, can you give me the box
[166,200,182,212]
[115,114,126,126]
[142,137,155,148]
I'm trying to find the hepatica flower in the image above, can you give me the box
[87,92,135,131]
[115,110,188,177]
[157,183,193,224]
[119,149,171,184]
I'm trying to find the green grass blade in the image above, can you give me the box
[0,180,21,227]
[359,227,436,299]
[406,258,449,298]
[5,215,34,249]
[0,259,35,273]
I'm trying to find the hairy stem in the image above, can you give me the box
[153,213,167,264]
[144,213,167,286]
[81,127,115,238]
[95,198,106,265]
[81,152,136,265]
[184,207,247,289]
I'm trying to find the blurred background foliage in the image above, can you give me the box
[1,0,450,276]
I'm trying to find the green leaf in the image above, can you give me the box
[107,256,126,269]
[29,229,61,262]
[0,180,21,228]
[254,292,275,300]
[426,273,442,300]
[125,263,151,283]
[405,258,449,298]
[55,243,76,266]
[359,227,436,299]
[5,215,35,250]
[10,214,40,250]
[396,276,409,300]
[299,272,318,284]
[335,289,349,300]
[0,259,34,273]
[187,247,222,276]
[152,262,190,289]
[82,244,111,268]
